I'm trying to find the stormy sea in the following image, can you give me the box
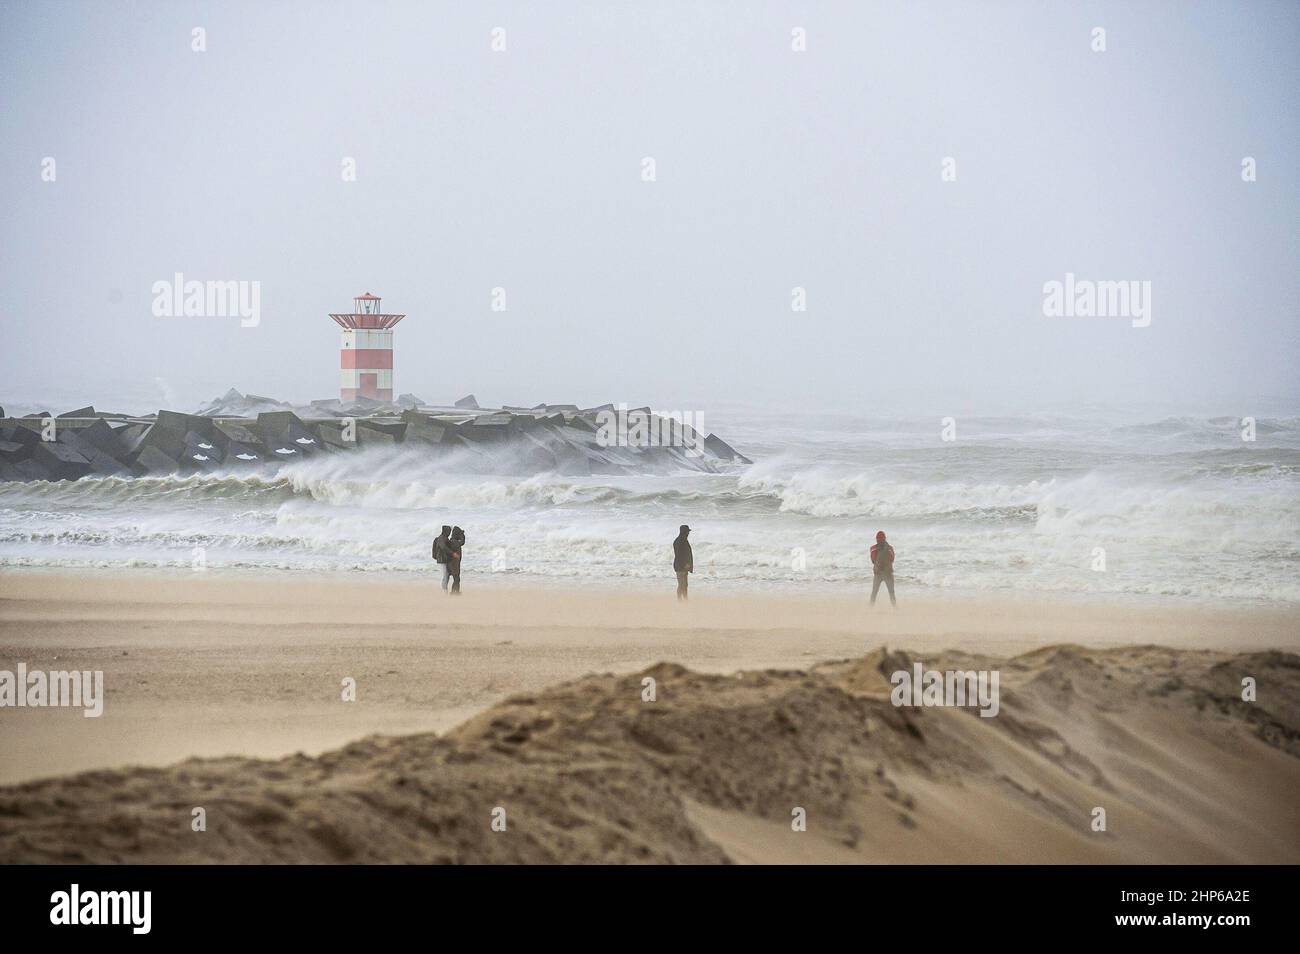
[1,405,1297,604]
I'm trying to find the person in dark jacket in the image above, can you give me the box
[672,525,693,600]
[870,530,896,607]
[447,525,466,594]
[432,525,453,591]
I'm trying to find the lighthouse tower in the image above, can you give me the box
[329,293,406,402]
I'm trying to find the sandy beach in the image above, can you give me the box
[2,572,1297,784]
[1,572,1297,863]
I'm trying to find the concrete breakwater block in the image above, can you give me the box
[9,459,50,481]
[355,421,405,445]
[136,410,214,463]
[53,427,131,477]
[183,430,224,469]
[213,421,260,445]
[313,421,353,450]
[704,433,752,464]
[111,423,151,458]
[0,425,38,462]
[72,418,129,457]
[134,445,180,475]
[256,411,324,457]
[211,421,267,465]
[399,410,456,447]
[32,440,92,480]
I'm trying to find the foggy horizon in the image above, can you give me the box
[2,1,1297,417]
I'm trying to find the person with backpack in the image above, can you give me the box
[672,525,693,600]
[432,525,453,592]
[870,530,897,607]
[447,525,466,594]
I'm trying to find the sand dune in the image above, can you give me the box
[2,573,1297,785]
[2,643,1295,864]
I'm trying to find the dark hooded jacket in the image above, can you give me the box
[673,530,693,572]
[432,526,452,564]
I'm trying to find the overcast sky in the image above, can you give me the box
[2,1,1296,416]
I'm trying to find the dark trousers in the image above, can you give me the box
[676,571,689,600]
[447,559,462,594]
[871,571,896,606]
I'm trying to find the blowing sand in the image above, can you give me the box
[0,572,1297,863]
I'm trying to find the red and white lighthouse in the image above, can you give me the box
[330,292,406,402]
